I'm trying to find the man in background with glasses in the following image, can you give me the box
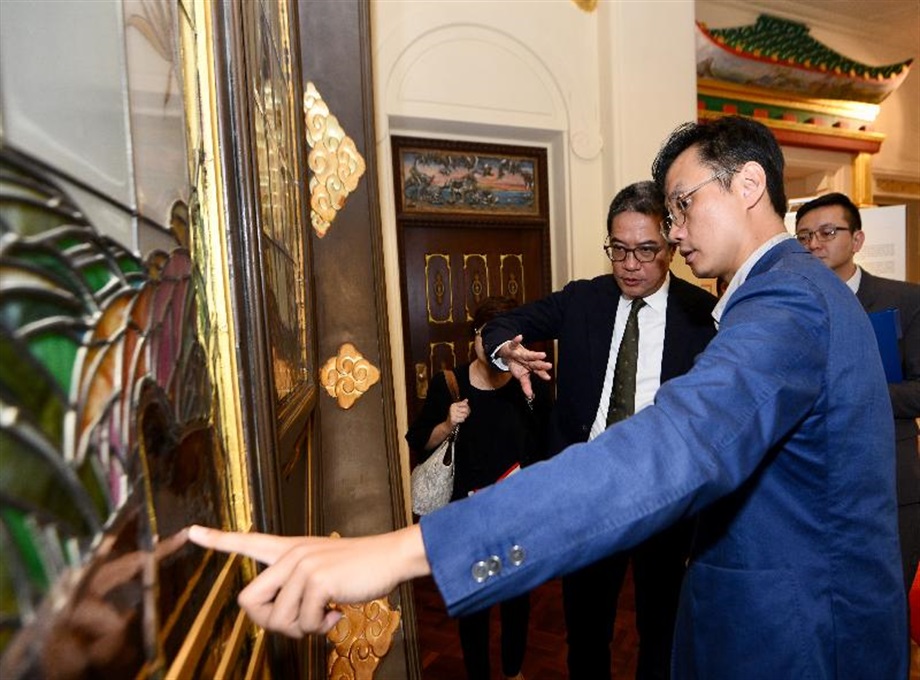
[479,180,717,680]
[796,192,920,610]
[189,117,906,678]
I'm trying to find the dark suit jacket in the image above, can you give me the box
[857,268,920,505]
[482,273,717,457]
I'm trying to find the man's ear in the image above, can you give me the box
[852,228,865,255]
[737,161,767,209]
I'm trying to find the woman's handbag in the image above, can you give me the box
[410,370,461,515]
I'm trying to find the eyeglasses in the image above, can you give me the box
[660,168,735,240]
[795,224,852,244]
[603,240,663,263]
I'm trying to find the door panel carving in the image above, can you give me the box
[400,223,550,424]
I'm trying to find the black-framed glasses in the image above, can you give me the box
[660,167,735,240]
[795,224,852,244]
[603,240,663,263]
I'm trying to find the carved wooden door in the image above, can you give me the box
[399,223,550,426]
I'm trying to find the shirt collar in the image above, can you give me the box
[846,265,862,294]
[712,233,794,326]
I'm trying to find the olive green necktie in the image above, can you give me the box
[607,298,645,427]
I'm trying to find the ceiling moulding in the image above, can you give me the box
[696,14,912,154]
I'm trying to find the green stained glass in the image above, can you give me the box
[0,429,99,536]
[78,258,120,294]
[0,507,49,593]
[0,333,67,449]
[25,330,82,395]
[0,200,83,239]
[0,294,83,331]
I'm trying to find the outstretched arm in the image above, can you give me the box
[187,524,430,637]
[495,334,553,400]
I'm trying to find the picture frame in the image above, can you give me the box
[392,136,548,221]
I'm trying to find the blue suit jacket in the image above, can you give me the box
[421,239,907,678]
[481,273,717,457]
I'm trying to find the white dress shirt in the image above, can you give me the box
[846,266,862,294]
[588,275,670,440]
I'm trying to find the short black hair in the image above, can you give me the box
[606,181,666,236]
[472,296,518,335]
[794,192,862,231]
[651,116,787,218]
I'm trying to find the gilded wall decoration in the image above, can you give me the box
[572,0,598,12]
[324,536,400,680]
[245,0,313,408]
[304,81,367,238]
[425,253,453,324]
[501,253,524,300]
[320,343,380,409]
[463,253,488,319]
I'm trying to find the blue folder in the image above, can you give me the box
[868,308,903,383]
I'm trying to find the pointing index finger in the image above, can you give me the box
[188,525,296,565]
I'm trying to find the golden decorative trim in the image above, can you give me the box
[697,109,885,144]
[180,0,252,532]
[571,0,598,12]
[304,81,367,237]
[852,153,874,206]
[243,628,268,680]
[325,535,401,680]
[698,78,880,123]
[425,253,453,324]
[500,253,524,301]
[875,177,920,198]
[463,253,489,319]
[165,553,241,680]
[320,343,381,409]
[213,609,249,677]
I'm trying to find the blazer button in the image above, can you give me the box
[509,545,526,566]
[471,560,491,583]
[486,555,502,576]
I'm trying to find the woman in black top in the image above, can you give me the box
[406,296,551,680]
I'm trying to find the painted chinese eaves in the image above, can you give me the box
[696,15,913,104]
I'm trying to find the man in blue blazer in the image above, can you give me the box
[795,192,920,598]
[189,117,907,678]
[482,180,716,679]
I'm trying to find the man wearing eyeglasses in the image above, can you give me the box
[479,180,717,680]
[188,117,906,679]
[795,192,920,604]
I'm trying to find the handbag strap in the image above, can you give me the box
[444,369,461,402]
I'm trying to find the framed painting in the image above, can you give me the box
[392,136,548,222]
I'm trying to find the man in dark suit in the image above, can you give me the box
[481,181,717,680]
[795,192,920,596]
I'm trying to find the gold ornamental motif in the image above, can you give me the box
[304,81,367,237]
[572,0,598,11]
[325,532,401,680]
[326,599,401,680]
[320,343,381,409]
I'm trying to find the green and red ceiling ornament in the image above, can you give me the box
[697,14,913,105]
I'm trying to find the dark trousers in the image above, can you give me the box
[562,522,690,680]
[458,592,530,679]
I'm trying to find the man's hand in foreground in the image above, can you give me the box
[497,334,553,400]
[188,524,430,637]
